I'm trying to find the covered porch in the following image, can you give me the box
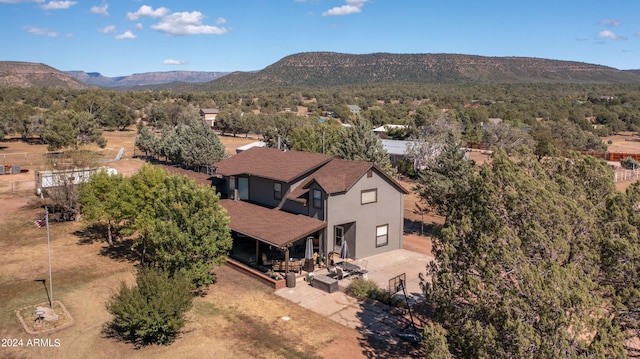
[222,199,327,277]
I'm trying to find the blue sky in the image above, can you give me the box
[1,0,639,77]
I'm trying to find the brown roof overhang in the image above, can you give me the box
[220,199,326,248]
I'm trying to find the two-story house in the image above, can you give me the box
[199,108,219,128]
[213,147,408,272]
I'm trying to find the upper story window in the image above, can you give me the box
[237,176,249,200]
[274,182,282,200]
[361,189,377,205]
[312,189,322,209]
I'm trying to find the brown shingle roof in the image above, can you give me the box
[221,199,326,248]
[214,147,333,183]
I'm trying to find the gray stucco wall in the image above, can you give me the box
[324,171,404,259]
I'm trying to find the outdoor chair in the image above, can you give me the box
[327,266,338,278]
[336,267,350,280]
[261,253,273,266]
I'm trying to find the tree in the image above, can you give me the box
[173,118,225,169]
[288,121,345,154]
[106,267,192,346]
[423,322,452,359]
[42,110,106,151]
[78,169,127,246]
[127,165,232,289]
[134,123,158,158]
[99,102,136,130]
[422,149,627,358]
[332,117,395,176]
[481,121,535,154]
[414,135,475,217]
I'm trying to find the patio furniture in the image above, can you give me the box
[272,259,302,272]
[327,266,338,278]
[312,274,338,293]
[336,267,350,280]
[261,253,273,266]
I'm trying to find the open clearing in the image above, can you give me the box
[0,130,433,358]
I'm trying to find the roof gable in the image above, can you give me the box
[287,158,408,203]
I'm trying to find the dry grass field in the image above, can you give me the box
[1,130,418,359]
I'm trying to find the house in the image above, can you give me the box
[373,124,408,135]
[347,105,361,115]
[212,147,408,273]
[199,108,219,128]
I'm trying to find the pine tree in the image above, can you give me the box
[333,117,395,175]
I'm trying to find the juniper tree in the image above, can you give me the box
[421,149,628,358]
[332,117,395,176]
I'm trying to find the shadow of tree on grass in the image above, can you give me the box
[74,225,139,262]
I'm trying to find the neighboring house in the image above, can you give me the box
[200,108,219,128]
[347,105,361,115]
[381,139,416,167]
[212,147,407,272]
[373,124,408,135]
[235,141,267,154]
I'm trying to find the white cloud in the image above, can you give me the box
[322,0,367,16]
[151,11,227,36]
[115,30,137,39]
[24,25,58,37]
[599,19,621,27]
[90,3,108,16]
[98,25,116,34]
[40,1,76,10]
[597,30,627,40]
[127,5,169,20]
[215,17,226,25]
[163,59,187,65]
[135,23,143,30]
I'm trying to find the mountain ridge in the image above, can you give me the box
[192,52,640,90]
[2,53,639,90]
[65,70,230,88]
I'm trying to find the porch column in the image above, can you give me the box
[284,247,290,272]
[255,239,259,265]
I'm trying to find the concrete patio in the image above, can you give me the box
[275,248,433,342]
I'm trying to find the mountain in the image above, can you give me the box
[0,61,92,89]
[194,52,640,91]
[65,70,230,88]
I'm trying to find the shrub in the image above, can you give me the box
[347,278,404,308]
[106,267,193,346]
[620,156,640,170]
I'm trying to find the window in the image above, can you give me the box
[237,176,249,200]
[312,189,322,209]
[376,224,388,247]
[361,189,377,205]
[334,226,344,247]
[274,182,282,200]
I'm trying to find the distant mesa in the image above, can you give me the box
[1,52,639,90]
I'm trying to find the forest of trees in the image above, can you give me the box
[0,83,638,158]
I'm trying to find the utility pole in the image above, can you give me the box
[45,207,53,309]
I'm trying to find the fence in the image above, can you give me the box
[614,169,640,183]
[0,180,36,194]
